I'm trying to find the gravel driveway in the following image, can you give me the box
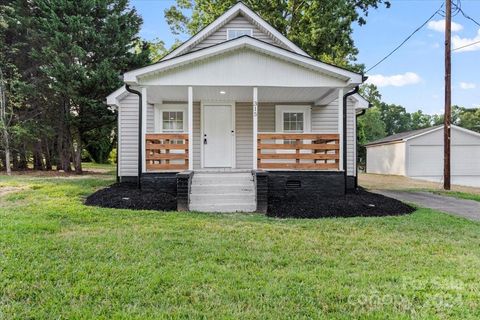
[374,190,480,221]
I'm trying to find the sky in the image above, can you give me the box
[130,0,480,115]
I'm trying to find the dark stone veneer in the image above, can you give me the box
[120,172,194,211]
[255,171,355,211]
[176,171,194,211]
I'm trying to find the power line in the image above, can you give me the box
[458,7,480,27]
[452,39,480,51]
[366,3,444,73]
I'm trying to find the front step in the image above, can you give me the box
[189,172,256,213]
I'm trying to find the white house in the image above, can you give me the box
[107,2,369,212]
[366,125,480,187]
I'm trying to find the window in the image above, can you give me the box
[155,104,188,133]
[227,28,253,40]
[283,112,304,132]
[275,105,311,133]
[162,111,184,132]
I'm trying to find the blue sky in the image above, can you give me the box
[130,0,480,114]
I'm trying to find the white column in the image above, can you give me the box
[188,86,193,171]
[141,87,147,173]
[338,88,344,171]
[253,87,258,170]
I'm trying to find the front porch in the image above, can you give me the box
[140,85,346,174]
[145,132,340,172]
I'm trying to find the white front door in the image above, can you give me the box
[203,105,234,167]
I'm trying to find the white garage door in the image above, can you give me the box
[409,145,480,180]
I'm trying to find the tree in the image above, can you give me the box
[5,0,151,171]
[357,84,386,166]
[457,107,480,133]
[378,102,411,136]
[164,0,390,70]
[410,110,432,130]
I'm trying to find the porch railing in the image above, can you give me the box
[257,133,340,170]
[145,133,189,171]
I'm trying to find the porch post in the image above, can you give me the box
[188,86,193,171]
[253,87,258,170]
[141,87,147,173]
[338,88,344,171]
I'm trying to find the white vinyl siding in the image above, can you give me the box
[191,14,286,51]
[235,102,253,169]
[118,93,139,176]
[146,104,154,133]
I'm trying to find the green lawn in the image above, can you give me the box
[431,190,480,202]
[1,169,480,319]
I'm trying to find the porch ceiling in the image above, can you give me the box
[146,86,336,104]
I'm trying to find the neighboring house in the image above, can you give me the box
[365,125,480,188]
[107,2,368,212]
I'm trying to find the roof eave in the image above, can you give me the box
[124,37,362,85]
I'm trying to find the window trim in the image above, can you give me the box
[226,28,253,40]
[275,105,311,133]
[154,104,188,133]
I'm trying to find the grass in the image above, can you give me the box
[430,190,480,202]
[1,167,480,319]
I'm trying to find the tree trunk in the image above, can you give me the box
[73,137,82,174]
[12,150,18,170]
[43,138,52,170]
[33,140,44,170]
[18,147,28,170]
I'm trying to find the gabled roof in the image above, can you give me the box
[161,2,308,60]
[366,125,480,147]
[106,85,129,109]
[352,93,369,110]
[124,36,363,84]
[365,126,443,146]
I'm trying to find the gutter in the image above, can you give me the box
[125,84,142,189]
[342,86,359,193]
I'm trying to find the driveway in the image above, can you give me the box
[374,190,480,221]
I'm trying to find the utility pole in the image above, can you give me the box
[444,0,451,190]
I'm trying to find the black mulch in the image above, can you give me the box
[267,188,415,218]
[85,183,176,211]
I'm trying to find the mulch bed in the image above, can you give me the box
[85,183,176,211]
[267,188,415,218]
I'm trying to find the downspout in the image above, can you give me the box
[354,105,369,189]
[125,84,142,189]
[116,111,119,183]
[342,86,359,194]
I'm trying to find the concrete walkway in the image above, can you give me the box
[374,190,480,221]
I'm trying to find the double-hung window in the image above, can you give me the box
[155,105,188,133]
[162,111,184,132]
[275,105,311,133]
[275,105,311,146]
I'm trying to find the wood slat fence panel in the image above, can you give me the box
[146,133,189,171]
[257,133,340,170]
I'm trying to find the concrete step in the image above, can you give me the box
[189,172,256,212]
[189,203,257,213]
[190,194,255,203]
[192,177,253,186]
[190,185,254,194]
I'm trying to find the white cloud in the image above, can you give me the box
[460,82,476,90]
[366,72,422,87]
[427,19,463,32]
[453,29,480,52]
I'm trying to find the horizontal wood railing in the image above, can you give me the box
[145,133,189,171]
[257,133,340,170]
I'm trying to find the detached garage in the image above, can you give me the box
[366,125,480,187]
